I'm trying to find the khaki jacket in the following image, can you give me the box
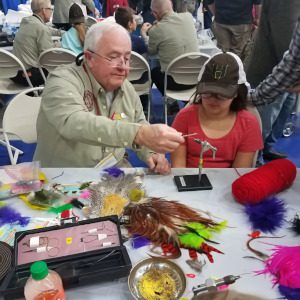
[148,12,198,72]
[13,14,58,69]
[34,62,151,167]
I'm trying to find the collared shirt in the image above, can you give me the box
[34,62,151,167]
[13,14,62,69]
[251,17,300,106]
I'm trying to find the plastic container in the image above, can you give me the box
[24,261,66,300]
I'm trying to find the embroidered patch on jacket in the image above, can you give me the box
[83,90,94,111]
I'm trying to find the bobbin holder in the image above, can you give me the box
[0,216,131,299]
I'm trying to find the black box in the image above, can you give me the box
[0,216,131,299]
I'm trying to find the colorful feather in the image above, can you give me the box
[103,167,124,177]
[244,197,286,233]
[258,245,300,289]
[124,197,216,245]
[278,285,300,300]
[0,205,30,226]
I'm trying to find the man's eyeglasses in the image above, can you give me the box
[88,50,130,67]
[201,93,231,101]
[43,7,54,11]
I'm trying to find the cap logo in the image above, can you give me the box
[212,64,228,80]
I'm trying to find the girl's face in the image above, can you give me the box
[200,93,234,115]
[128,17,137,32]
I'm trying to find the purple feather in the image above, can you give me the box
[244,197,286,233]
[278,285,300,300]
[131,234,151,249]
[103,167,124,177]
[0,206,30,226]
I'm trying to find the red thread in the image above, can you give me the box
[232,159,297,205]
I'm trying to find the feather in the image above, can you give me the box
[244,197,286,233]
[131,234,151,249]
[258,245,300,288]
[123,198,217,245]
[278,285,300,300]
[289,214,300,235]
[0,206,30,226]
[179,232,205,248]
[103,167,124,177]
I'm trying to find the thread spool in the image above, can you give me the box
[232,159,297,205]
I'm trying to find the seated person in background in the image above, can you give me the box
[106,0,128,17]
[61,3,86,55]
[34,22,184,172]
[12,0,62,87]
[171,52,263,168]
[114,6,147,55]
[141,0,198,96]
[53,0,99,30]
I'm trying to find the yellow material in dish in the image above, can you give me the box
[100,194,128,216]
[138,268,176,300]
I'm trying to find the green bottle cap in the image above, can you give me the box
[30,261,49,280]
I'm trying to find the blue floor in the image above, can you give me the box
[0,89,299,167]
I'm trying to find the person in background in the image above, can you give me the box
[114,6,147,55]
[171,52,263,168]
[105,0,128,17]
[12,0,62,87]
[34,22,183,171]
[61,3,86,55]
[141,0,198,99]
[245,0,300,162]
[53,0,99,30]
[249,17,300,104]
[207,0,262,61]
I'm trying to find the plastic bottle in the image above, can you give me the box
[24,261,66,300]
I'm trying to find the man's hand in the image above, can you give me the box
[134,124,184,153]
[147,153,170,175]
[140,22,152,36]
[288,85,300,93]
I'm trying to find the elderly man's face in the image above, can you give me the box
[86,29,131,92]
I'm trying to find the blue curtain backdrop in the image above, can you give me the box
[2,0,27,14]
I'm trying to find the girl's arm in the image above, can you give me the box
[232,151,256,168]
[171,144,187,167]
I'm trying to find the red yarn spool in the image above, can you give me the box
[232,159,297,205]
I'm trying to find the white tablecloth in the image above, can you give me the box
[3,168,300,299]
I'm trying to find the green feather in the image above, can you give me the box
[179,232,205,248]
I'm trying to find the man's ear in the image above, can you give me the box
[84,51,93,67]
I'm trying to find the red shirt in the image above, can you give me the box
[172,104,263,168]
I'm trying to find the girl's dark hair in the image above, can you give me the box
[114,7,134,30]
[192,83,248,112]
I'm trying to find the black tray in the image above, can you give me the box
[0,216,132,299]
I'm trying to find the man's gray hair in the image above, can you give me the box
[31,0,51,13]
[84,22,130,52]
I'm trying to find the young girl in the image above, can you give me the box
[171,52,263,168]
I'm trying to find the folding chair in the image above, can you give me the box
[0,49,34,96]
[38,48,77,81]
[85,16,97,28]
[0,87,43,164]
[128,51,152,121]
[163,52,210,123]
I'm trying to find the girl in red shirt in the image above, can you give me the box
[171,52,263,168]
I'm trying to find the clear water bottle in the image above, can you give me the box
[282,112,298,137]
[24,261,66,300]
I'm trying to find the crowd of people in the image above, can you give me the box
[4,0,300,173]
